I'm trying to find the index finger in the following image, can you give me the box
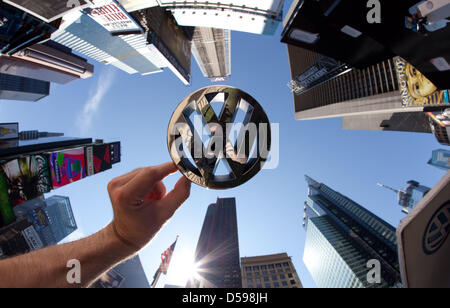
[123,162,179,202]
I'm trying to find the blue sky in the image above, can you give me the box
[0,0,448,288]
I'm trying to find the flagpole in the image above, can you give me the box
[151,266,162,288]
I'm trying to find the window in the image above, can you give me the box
[261,265,267,270]
[273,282,280,288]
[283,262,289,267]
[248,285,254,288]
[272,276,277,281]
[245,266,252,272]
[288,273,293,278]
[248,279,253,283]
[268,264,275,269]
[262,271,268,275]
[256,284,262,288]
[276,263,282,268]
[278,269,284,273]
[265,283,271,288]
[280,274,286,280]
[264,277,269,282]
[270,270,276,274]
[255,272,260,276]
[290,280,296,285]
[253,266,260,271]
[282,281,288,286]
[247,272,252,277]
[255,278,261,283]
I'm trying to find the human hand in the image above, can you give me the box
[106,162,191,252]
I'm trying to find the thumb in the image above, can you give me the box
[156,176,191,216]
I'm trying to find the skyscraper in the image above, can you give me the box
[378,181,431,215]
[303,176,401,288]
[241,253,303,288]
[92,255,150,288]
[191,27,231,82]
[428,149,450,170]
[187,197,241,288]
[0,73,50,102]
[13,195,78,245]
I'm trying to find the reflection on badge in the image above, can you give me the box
[167,86,271,190]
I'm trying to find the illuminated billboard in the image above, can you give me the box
[84,0,144,35]
[395,57,450,107]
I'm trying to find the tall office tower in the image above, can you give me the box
[129,6,193,85]
[92,255,150,288]
[303,176,401,288]
[281,0,450,89]
[42,196,77,244]
[1,41,94,84]
[51,10,162,76]
[0,2,59,56]
[191,28,231,82]
[13,195,77,245]
[428,149,450,170]
[378,181,431,215]
[188,198,241,288]
[241,253,303,288]
[0,73,50,102]
[159,0,284,35]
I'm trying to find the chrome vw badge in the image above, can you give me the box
[167,86,271,189]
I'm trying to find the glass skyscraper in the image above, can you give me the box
[44,196,77,244]
[187,197,242,288]
[303,176,401,288]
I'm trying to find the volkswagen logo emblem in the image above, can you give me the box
[167,86,271,189]
[423,201,450,255]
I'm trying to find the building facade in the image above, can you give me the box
[0,73,50,102]
[378,181,431,215]
[92,255,150,288]
[187,197,241,288]
[191,27,231,82]
[303,176,401,288]
[241,253,302,288]
[428,149,450,170]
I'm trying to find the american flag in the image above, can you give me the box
[160,237,178,275]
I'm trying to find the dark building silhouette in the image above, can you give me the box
[187,197,241,288]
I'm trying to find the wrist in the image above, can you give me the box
[103,223,141,257]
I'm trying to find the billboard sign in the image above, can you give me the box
[0,123,19,140]
[397,171,450,288]
[48,147,86,189]
[395,57,450,107]
[289,57,352,96]
[0,155,52,207]
[21,225,44,251]
[84,0,144,35]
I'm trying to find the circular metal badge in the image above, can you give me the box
[167,86,271,190]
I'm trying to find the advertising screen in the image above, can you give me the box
[395,57,450,107]
[48,147,86,189]
[0,155,52,207]
[0,123,19,140]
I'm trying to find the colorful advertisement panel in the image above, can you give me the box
[86,144,112,176]
[0,123,19,140]
[0,155,52,207]
[49,147,86,189]
[84,0,144,35]
[395,57,450,107]
[0,172,15,227]
[109,142,121,164]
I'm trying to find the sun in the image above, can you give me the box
[165,250,199,287]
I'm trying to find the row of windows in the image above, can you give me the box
[247,273,294,283]
[248,279,297,288]
[245,262,290,272]
[247,268,287,276]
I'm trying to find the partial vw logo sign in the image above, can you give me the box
[423,201,450,255]
[168,86,271,190]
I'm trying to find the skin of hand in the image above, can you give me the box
[0,162,191,288]
[107,162,192,251]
